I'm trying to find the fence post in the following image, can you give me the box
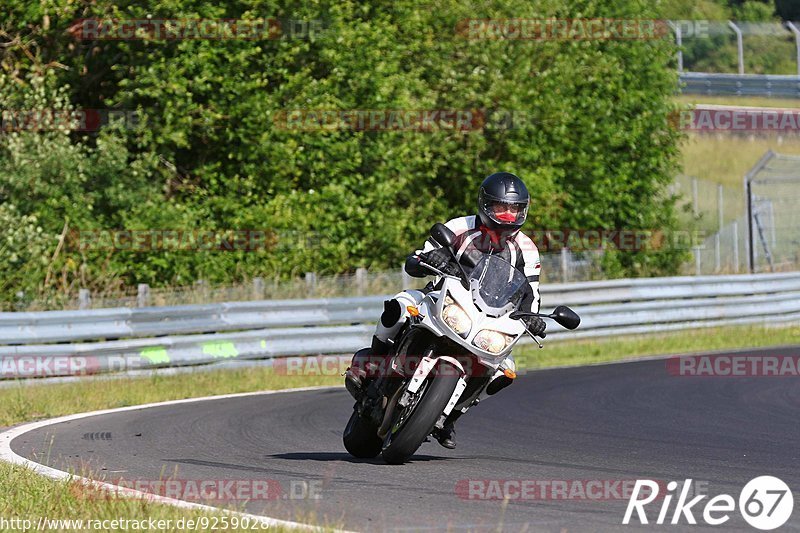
[195,279,208,303]
[305,272,317,296]
[401,264,412,289]
[15,290,26,312]
[560,248,569,283]
[727,21,744,75]
[733,220,739,272]
[787,22,800,76]
[253,277,265,299]
[668,21,684,73]
[355,267,367,296]
[137,283,150,307]
[79,288,91,309]
[693,247,701,275]
[692,177,699,218]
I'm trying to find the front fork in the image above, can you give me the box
[400,355,469,431]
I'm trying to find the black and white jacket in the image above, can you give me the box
[407,215,541,312]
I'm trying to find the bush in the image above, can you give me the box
[0,0,686,302]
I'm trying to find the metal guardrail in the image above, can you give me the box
[680,72,800,98]
[1,272,799,379]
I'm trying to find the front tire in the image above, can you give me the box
[381,360,460,465]
[343,408,383,458]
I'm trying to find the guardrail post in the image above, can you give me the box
[137,283,150,307]
[305,272,317,296]
[355,267,367,296]
[79,288,91,309]
[727,21,744,75]
[253,277,264,299]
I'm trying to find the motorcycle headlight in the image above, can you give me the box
[473,330,514,354]
[442,296,471,336]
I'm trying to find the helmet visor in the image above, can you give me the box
[479,190,529,226]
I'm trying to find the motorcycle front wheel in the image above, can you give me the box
[381,359,460,465]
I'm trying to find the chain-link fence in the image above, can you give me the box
[671,174,746,274]
[745,151,800,272]
[671,20,800,76]
[672,152,800,275]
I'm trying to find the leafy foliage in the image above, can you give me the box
[0,0,686,303]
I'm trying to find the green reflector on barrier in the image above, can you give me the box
[202,341,239,359]
[140,346,170,364]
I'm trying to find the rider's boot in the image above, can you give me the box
[431,363,516,448]
[344,335,391,399]
[432,410,463,449]
[345,298,406,399]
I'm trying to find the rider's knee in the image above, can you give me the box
[380,299,403,327]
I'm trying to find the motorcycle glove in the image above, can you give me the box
[420,248,460,276]
[523,316,547,337]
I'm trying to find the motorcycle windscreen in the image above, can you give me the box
[468,255,528,317]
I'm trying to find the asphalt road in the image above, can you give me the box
[11,346,800,532]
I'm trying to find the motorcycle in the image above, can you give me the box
[342,223,580,464]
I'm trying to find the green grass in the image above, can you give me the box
[0,370,339,428]
[675,95,800,192]
[515,323,800,370]
[676,95,800,109]
[0,460,330,532]
[0,370,342,531]
[680,135,800,189]
[2,324,799,530]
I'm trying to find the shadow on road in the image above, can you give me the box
[269,452,449,464]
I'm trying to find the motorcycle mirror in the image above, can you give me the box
[430,223,456,249]
[551,305,580,330]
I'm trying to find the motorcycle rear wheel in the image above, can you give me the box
[343,408,383,458]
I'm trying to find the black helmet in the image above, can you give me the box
[477,172,530,234]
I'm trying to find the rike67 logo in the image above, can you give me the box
[623,477,793,530]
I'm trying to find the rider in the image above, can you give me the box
[345,171,546,449]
